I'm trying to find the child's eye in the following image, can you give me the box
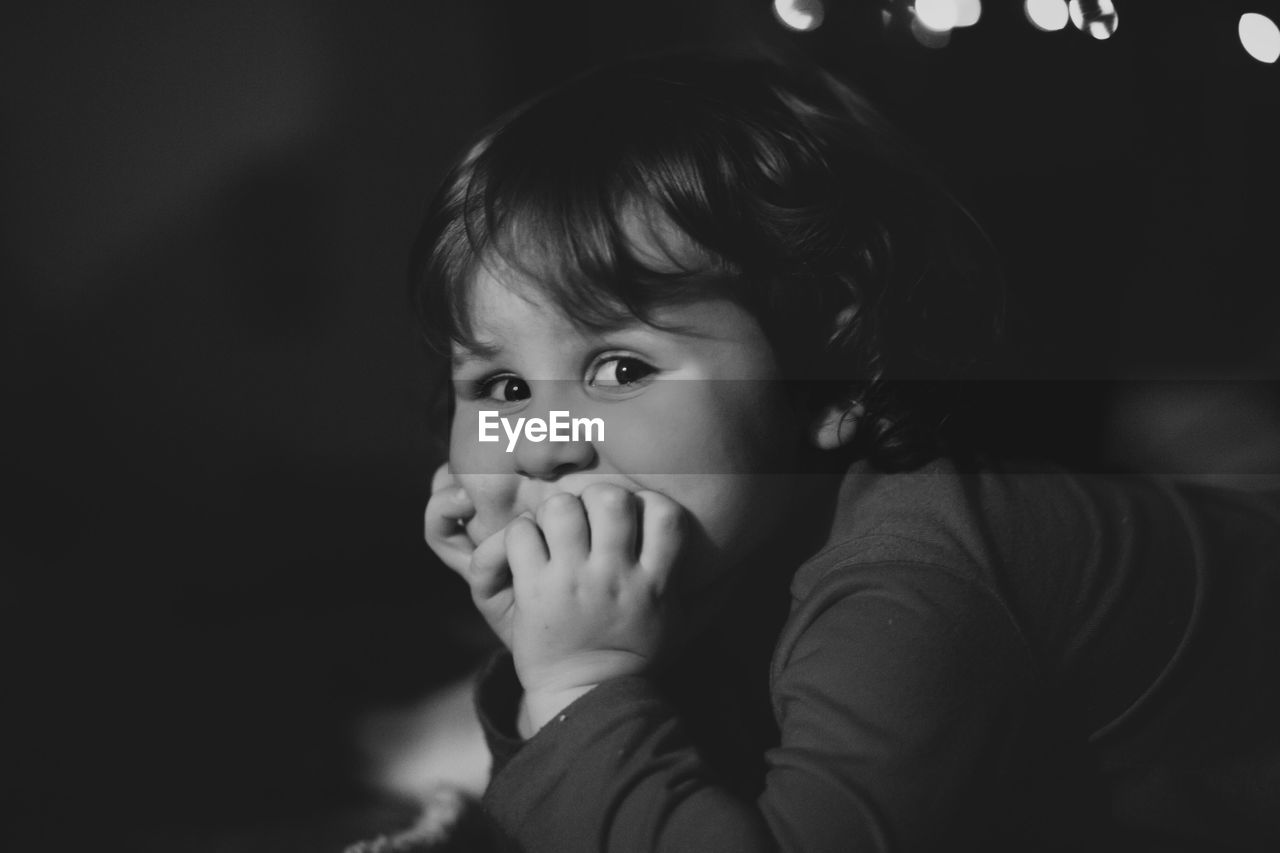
[474,374,531,403]
[589,356,657,389]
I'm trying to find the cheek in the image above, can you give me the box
[598,417,669,474]
[638,384,799,474]
[654,474,792,589]
[678,475,776,544]
[449,409,517,475]
[450,416,519,540]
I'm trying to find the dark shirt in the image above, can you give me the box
[475,458,1280,851]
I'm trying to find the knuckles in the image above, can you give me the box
[539,491,583,518]
[580,482,635,514]
[504,514,536,545]
[637,491,684,530]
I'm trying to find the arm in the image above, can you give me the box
[476,562,1036,852]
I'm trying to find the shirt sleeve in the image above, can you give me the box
[474,650,526,776]
[474,561,1037,853]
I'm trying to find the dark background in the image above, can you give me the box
[3,1,1278,850]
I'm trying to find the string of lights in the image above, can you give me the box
[770,0,1280,63]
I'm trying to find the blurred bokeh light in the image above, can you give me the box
[773,0,825,32]
[1069,0,1119,40]
[954,0,983,28]
[915,0,959,33]
[1239,12,1280,63]
[1025,0,1070,32]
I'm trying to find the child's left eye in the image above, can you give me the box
[589,356,657,388]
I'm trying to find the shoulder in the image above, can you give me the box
[789,454,1182,610]
[772,558,1036,689]
[772,457,1041,702]
[764,552,1041,793]
[789,455,1016,602]
[774,457,1082,686]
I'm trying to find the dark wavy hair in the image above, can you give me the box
[410,52,1002,470]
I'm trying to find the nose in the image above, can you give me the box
[512,413,599,481]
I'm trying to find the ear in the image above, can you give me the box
[808,399,865,451]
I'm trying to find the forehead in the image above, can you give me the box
[452,207,712,346]
[451,260,600,363]
[465,262,572,328]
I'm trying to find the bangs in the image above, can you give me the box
[415,64,757,358]
[410,53,858,359]
[458,170,741,351]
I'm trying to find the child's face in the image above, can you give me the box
[447,262,808,593]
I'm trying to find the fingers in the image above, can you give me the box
[424,484,476,577]
[635,490,684,584]
[580,483,638,559]
[490,486,681,606]
[536,493,590,565]
[468,525,514,601]
[425,484,475,537]
[505,513,549,593]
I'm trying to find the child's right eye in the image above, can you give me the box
[473,374,531,403]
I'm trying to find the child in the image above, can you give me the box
[414,53,1280,851]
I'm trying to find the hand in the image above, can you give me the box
[424,463,516,649]
[504,484,687,731]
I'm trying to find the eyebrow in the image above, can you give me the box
[450,339,503,366]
